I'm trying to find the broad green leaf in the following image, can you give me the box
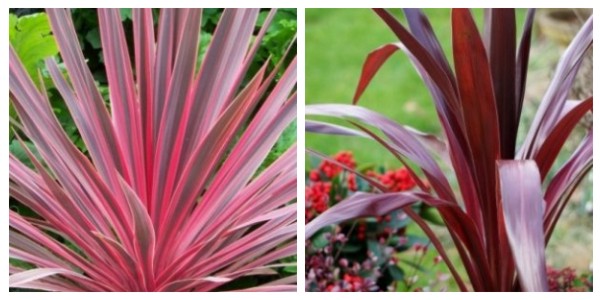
[9,14,18,38]
[9,13,59,87]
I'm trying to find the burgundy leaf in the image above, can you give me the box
[488,9,517,158]
[452,9,504,282]
[535,97,592,178]
[515,9,536,122]
[403,8,456,89]
[353,43,400,104]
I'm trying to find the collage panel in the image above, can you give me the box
[9,8,297,292]
[304,8,592,292]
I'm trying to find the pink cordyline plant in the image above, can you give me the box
[306,8,592,292]
[9,8,297,291]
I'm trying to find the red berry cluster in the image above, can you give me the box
[306,151,359,222]
[547,266,592,292]
[347,173,357,191]
[306,151,419,223]
[318,151,357,178]
[379,168,416,192]
[309,152,358,191]
[342,274,367,292]
[305,182,331,222]
[306,151,436,292]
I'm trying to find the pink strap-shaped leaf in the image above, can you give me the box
[10,268,89,289]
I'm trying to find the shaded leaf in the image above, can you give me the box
[388,264,405,281]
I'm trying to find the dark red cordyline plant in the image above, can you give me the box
[10,8,296,291]
[306,8,592,292]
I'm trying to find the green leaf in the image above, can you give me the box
[9,14,18,39]
[262,19,297,66]
[201,9,222,27]
[256,120,296,174]
[9,140,42,168]
[256,11,270,27]
[119,8,132,20]
[311,229,330,249]
[382,210,411,230]
[9,13,59,87]
[339,243,362,253]
[419,204,445,226]
[85,28,102,49]
[10,201,38,218]
[275,119,297,152]
[9,13,60,140]
[9,258,34,270]
[195,32,213,71]
[367,239,384,266]
[279,8,297,15]
[282,265,297,273]
[388,264,405,280]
